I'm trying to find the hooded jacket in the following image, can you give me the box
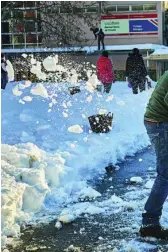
[96,56,115,84]
[126,53,147,80]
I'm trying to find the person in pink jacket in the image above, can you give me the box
[96,51,115,93]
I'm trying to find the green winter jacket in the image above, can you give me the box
[144,71,168,122]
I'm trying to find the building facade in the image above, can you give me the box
[84,1,165,46]
[1,1,167,49]
[1,1,42,49]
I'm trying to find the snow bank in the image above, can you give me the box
[1,78,155,244]
[3,43,168,54]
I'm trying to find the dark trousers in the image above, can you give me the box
[98,37,105,50]
[129,78,146,94]
[142,122,168,225]
[1,73,8,89]
[103,83,112,93]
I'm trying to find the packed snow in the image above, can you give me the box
[1,56,159,248]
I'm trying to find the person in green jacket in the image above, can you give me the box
[140,71,168,240]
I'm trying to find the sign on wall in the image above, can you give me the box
[101,13,158,36]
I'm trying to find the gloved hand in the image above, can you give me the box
[146,75,152,89]
[146,75,151,82]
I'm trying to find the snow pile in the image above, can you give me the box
[2,76,156,244]
[3,43,168,54]
[68,125,83,134]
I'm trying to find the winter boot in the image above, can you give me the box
[140,225,168,240]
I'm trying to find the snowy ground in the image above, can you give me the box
[1,76,161,249]
[6,148,168,252]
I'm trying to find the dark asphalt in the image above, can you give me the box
[7,147,168,252]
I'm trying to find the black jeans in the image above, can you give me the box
[98,37,105,50]
[103,83,112,93]
[128,78,146,94]
[1,73,8,89]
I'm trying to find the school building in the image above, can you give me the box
[1,1,168,80]
[1,1,168,49]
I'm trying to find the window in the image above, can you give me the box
[131,5,143,11]
[48,8,59,14]
[1,10,12,20]
[24,10,37,18]
[73,7,84,14]
[38,35,42,43]
[37,21,42,32]
[117,5,129,12]
[25,21,36,32]
[2,44,13,49]
[104,5,117,12]
[13,22,24,33]
[24,1,36,8]
[86,6,98,13]
[13,34,25,44]
[144,4,157,11]
[14,44,25,48]
[13,10,24,19]
[60,6,73,13]
[26,34,37,43]
[1,22,9,33]
[1,34,11,44]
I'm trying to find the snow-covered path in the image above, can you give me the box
[8,147,168,252]
[2,79,168,250]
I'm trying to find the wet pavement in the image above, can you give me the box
[8,147,168,252]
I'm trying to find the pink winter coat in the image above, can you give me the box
[96,56,115,84]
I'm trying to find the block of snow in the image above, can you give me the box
[31,57,36,65]
[130,176,143,184]
[58,213,76,223]
[30,84,48,98]
[110,194,123,203]
[68,125,83,134]
[25,80,32,87]
[12,85,23,96]
[148,167,154,171]
[78,187,101,200]
[55,221,62,230]
[145,180,154,189]
[63,112,68,118]
[19,99,25,105]
[43,56,58,72]
[22,96,32,102]
[22,53,27,58]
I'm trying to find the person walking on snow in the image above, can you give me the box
[126,48,149,94]
[96,50,115,93]
[1,53,8,90]
[140,71,168,240]
[96,28,105,50]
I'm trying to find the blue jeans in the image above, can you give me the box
[142,121,168,225]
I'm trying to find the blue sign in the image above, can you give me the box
[129,19,158,33]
